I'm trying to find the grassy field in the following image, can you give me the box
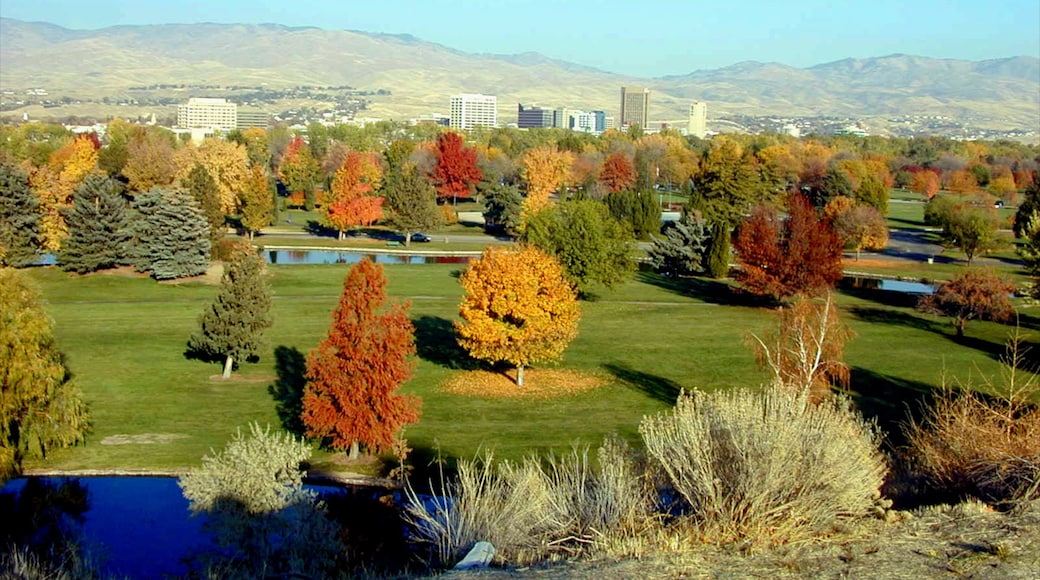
[19,260,1035,477]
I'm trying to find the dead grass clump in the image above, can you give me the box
[442,369,607,399]
[639,386,888,545]
[403,438,654,567]
[905,330,1040,507]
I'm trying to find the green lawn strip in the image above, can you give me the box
[20,264,1026,476]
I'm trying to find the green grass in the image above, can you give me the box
[20,263,1034,477]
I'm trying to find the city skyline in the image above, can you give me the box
[1,0,1037,78]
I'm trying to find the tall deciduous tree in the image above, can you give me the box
[182,163,226,254]
[456,246,580,386]
[734,193,844,302]
[917,269,1015,337]
[323,152,384,240]
[383,167,443,247]
[238,165,274,240]
[0,162,41,267]
[31,136,101,251]
[122,127,178,193]
[1,268,89,480]
[188,250,272,378]
[432,132,482,205]
[131,188,211,280]
[522,200,636,295]
[941,205,1002,265]
[520,145,573,216]
[598,152,636,194]
[58,175,132,273]
[278,137,321,210]
[825,197,889,260]
[302,258,420,458]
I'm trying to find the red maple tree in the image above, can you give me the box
[432,132,482,204]
[734,193,844,302]
[599,152,636,193]
[302,258,420,458]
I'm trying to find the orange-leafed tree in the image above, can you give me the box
[825,196,889,260]
[946,169,979,195]
[599,151,636,193]
[302,258,420,459]
[122,127,178,193]
[31,135,101,251]
[455,246,580,387]
[734,193,844,302]
[432,132,482,205]
[911,170,941,199]
[520,145,573,217]
[278,136,321,210]
[917,269,1016,337]
[323,151,385,240]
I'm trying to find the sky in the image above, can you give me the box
[2,0,1039,77]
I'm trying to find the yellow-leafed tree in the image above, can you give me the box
[455,246,580,386]
[176,138,250,215]
[31,136,101,251]
[520,145,573,217]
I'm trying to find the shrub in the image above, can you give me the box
[639,386,887,544]
[904,332,1040,507]
[404,437,652,567]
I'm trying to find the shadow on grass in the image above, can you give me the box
[848,305,938,333]
[602,362,683,405]
[268,345,307,436]
[848,367,940,449]
[839,281,926,309]
[412,315,481,370]
[305,220,336,237]
[634,270,768,307]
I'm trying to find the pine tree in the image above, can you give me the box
[57,175,131,273]
[647,212,710,278]
[383,167,443,247]
[0,162,41,267]
[131,188,211,280]
[188,251,273,379]
[1,268,89,480]
[182,163,226,253]
[302,258,420,458]
[704,222,731,279]
[606,189,662,240]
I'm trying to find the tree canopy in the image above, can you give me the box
[58,175,132,273]
[0,162,41,267]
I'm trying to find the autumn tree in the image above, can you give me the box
[733,193,844,302]
[941,205,1002,265]
[0,162,41,267]
[182,163,226,253]
[598,152,636,193]
[646,211,710,278]
[58,176,132,273]
[302,258,420,458]
[187,250,272,378]
[239,165,274,239]
[523,200,636,294]
[825,197,888,260]
[520,145,573,216]
[31,136,101,251]
[691,137,763,227]
[122,127,178,193]
[278,137,322,210]
[383,166,443,246]
[432,132,482,205]
[911,170,941,199]
[455,246,580,386]
[323,152,385,240]
[855,175,889,213]
[1,268,89,480]
[130,188,211,280]
[917,269,1015,337]
[176,138,250,215]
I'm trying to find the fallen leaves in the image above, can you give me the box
[443,368,608,399]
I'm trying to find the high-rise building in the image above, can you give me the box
[450,93,498,130]
[517,104,554,128]
[620,86,650,129]
[236,110,270,130]
[177,97,238,131]
[687,101,707,138]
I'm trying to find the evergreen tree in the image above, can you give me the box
[647,212,710,278]
[383,167,443,247]
[606,189,662,240]
[57,175,131,273]
[691,138,762,228]
[132,188,211,280]
[183,163,226,253]
[1,268,89,480]
[0,162,41,267]
[704,222,731,279]
[188,251,273,379]
[482,182,524,236]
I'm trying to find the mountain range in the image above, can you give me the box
[1,18,1037,133]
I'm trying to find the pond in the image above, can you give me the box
[265,249,474,265]
[842,276,936,295]
[0,476,371,579]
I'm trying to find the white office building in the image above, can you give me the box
[177,97,238,131]
[688,101,708,138]
[450,93,498,130]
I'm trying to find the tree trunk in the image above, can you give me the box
[516,365,525,387]
[405,232,411,248]
[339,230,345,241]
[222,355,234,379]
[248,230,254,241]
[348,440,359,460]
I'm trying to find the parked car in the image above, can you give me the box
[410,232,432,242]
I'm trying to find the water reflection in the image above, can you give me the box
[842,276,935,295]
[266,250,473,265]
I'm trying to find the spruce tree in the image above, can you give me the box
[0,162,41,267]
[58,175,131,273]
[705,222,731,279]
[647,212,709,278]
[183,163,226,254]
[188,251,273,379]
[132,188,211,280]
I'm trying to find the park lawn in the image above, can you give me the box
[20,263,1028,477]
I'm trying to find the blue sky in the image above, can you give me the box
[3,0,1038,77]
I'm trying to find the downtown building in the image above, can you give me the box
[176,97,238,131]
[619,86,650,129]
[687,101,708,138]
[450,93,498,130]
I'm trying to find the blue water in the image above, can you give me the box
[265,249,472,265]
